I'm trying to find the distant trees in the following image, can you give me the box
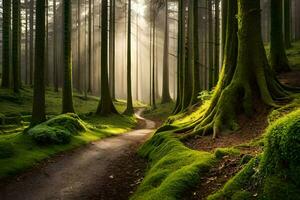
[96,0,118,115]
[62,0,75,113]
[284,0,292,48]
[269,0,290,73]
[31,0,46,126]
[1,0,11,88]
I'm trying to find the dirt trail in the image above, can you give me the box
[0,110,156,200]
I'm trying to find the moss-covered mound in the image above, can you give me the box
[28,113,87,145]
[0,141,15,159]
[208,109,300,200]
[131,132,216,200]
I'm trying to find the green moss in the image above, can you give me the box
[131,132,216,200]
[143,102,174,121]
[0,141,15,159]
[214,147,240,159]
[232,190,252,200]
[286,41,300,69]
[209,110,300,200]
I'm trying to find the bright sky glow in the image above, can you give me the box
[132,0,146,17]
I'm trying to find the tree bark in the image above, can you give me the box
[269,0,290,73]
[62,0,75,113]
[96,0,118,115]
[12,0,21,93]
[124,0,134,114]
[29,0,34,86]
[2,0,11,88]
[161,0,172,104]
[284,0,292,49]
[214,0,220,85]
[31,0,46,126]
[53,0,58,92]
[109,0,116,99]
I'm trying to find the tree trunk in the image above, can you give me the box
[53,0,58,92]
[284,0,292,49]
[77,0,81,93]
[29,0,34,86]
[173,0,185,114]
[221,0,228,58]
[208,0,214,90]
[109,0,116,99]
[2,0,11,88]
[45,0,49,86]
[88,0,92,93]
[161,0,172,104]
[96,0,118,115]
[12,0,21,93]
[31,0,46,126]
[151,7,157,110]
[124,0,134,114]
[62,0,75,113]
[214,0,220,85]
[269,0,290,73]
[25,0,29,85]
[180,0,290,139]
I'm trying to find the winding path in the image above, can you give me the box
[0,110,156,200]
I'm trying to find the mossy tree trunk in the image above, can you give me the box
[12,0,21,93]
[173,0,185,114]
[161,0,172,104]
[31,0,46,126]
[269,0,290,73]
[96,0,118,115]
[183,0,290,139]
[284,0,292,49]
[62,0,75,113]
[190,0,200,105]
[2,0,11,88]
[124,0,134,115]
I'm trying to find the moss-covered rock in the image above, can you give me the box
[28,113,87,145]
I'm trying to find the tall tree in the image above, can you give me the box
[77,0,81,92]
[208,0,214,90]
[182,0,291,139]
[124,0,134,114]
[191,0,200,105]
[161,0,172,104]
[109,0,116,99]
[25,0,29,84]
[284,0,292,49]
[151,1,157,109]
[182,0,193,110]
[214,0,220,85]
[221,0,228,56]
[53,0,58,92]
[29,0,34,85]
[173,0,185,114]
[12,0,21,93]
[88,0,92,93]
[31,0,46,126]
[96,0,118,115]
[269,0,290,73]
[2,0,11,88]
[62,0,75,113]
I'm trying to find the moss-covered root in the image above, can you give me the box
[208,110,300,200]
[192,0,290,138]
[131,132,216,200]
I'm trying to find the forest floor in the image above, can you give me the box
[0,110,160,200]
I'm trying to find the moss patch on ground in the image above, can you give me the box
[286,41,300,69]
[0,112,137,179]
[142,102,175,122]
[131,131,216,200]
[208,109,300,200]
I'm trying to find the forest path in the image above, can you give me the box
[0,109,156,200]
